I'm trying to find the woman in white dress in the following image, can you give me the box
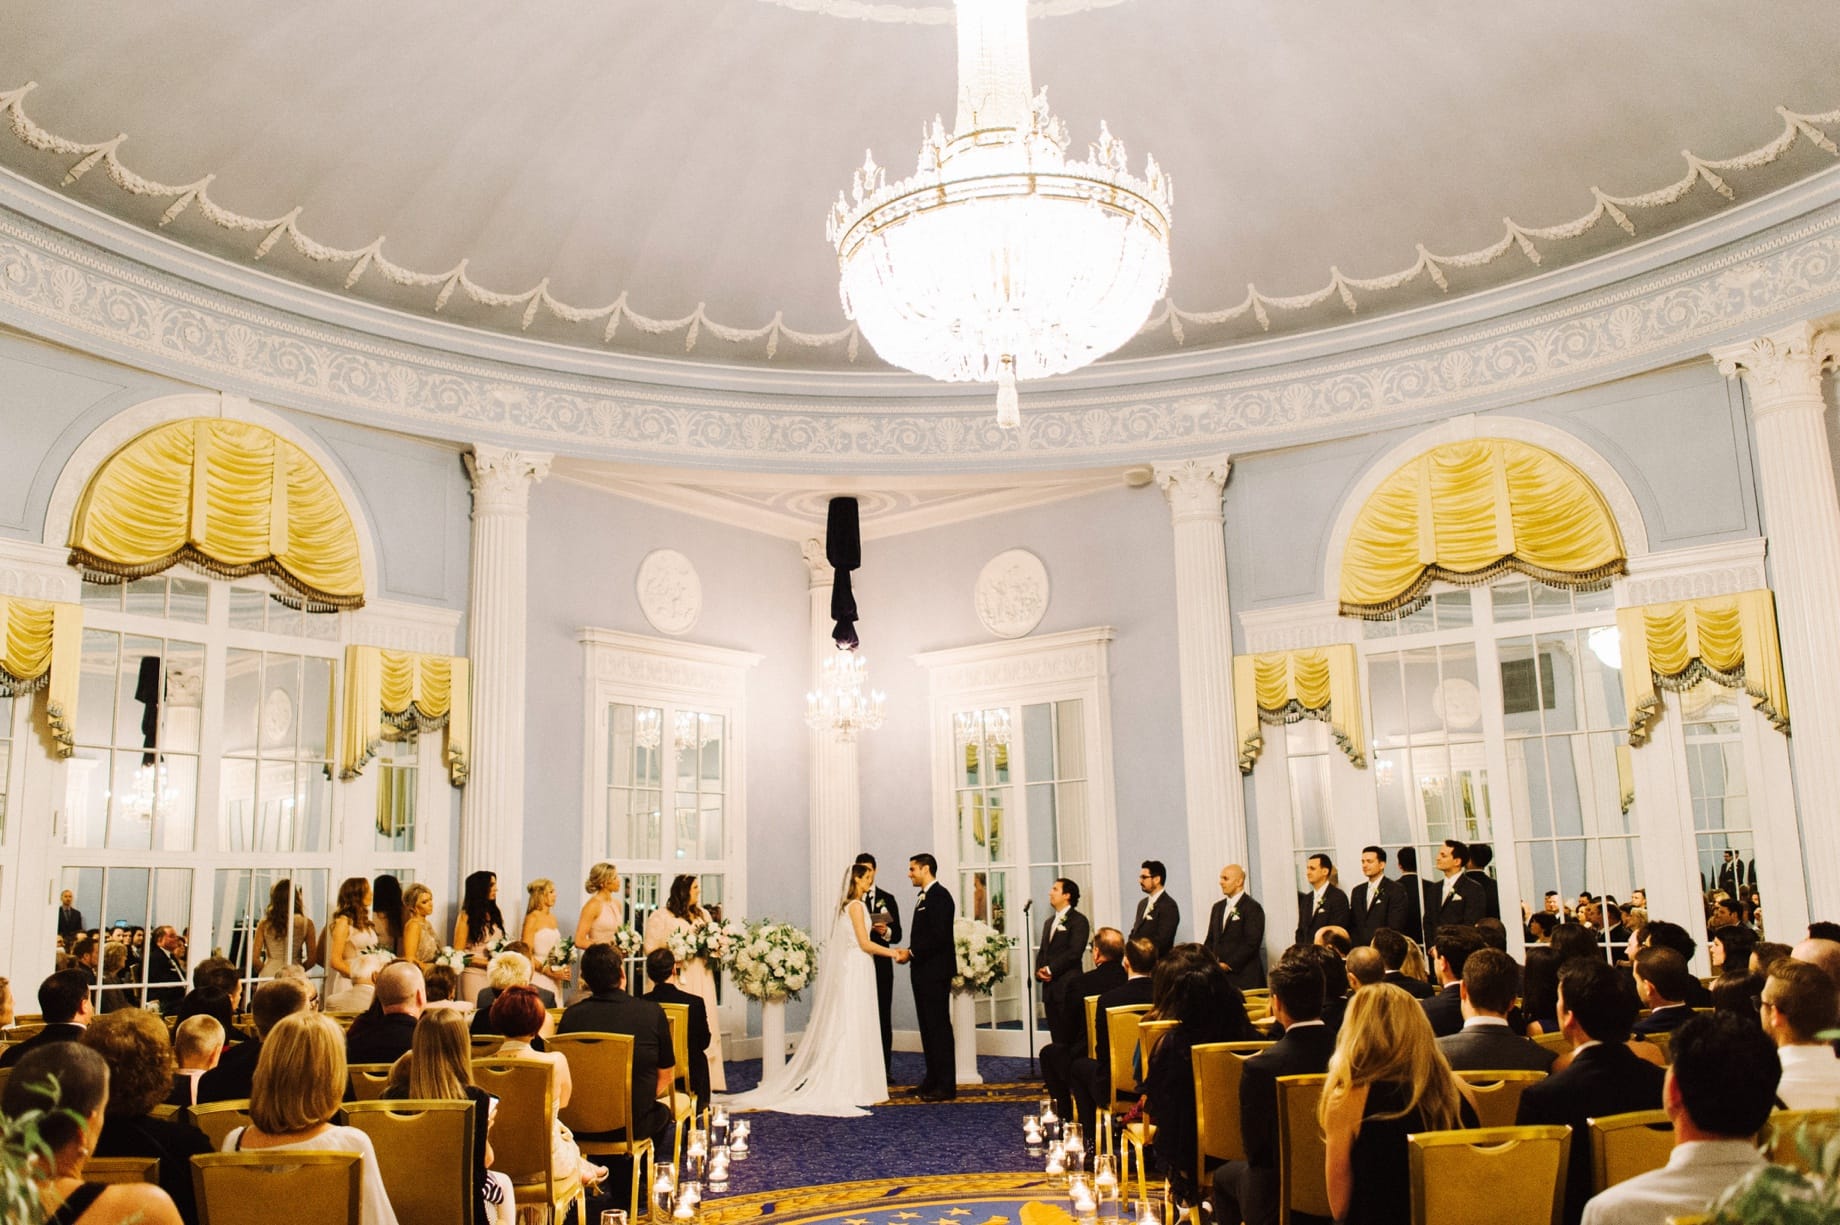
[324,877,382,1012]
[722,863,896,1117]
[521,878,565,999]
[644,875,728,1090]
[253,878,316,978]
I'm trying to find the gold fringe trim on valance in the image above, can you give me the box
[1232,645,1365,774]
[1338,438,1626,619]
[1616,589,1788,747]
[68,417,365,611]
[0,597,82,757]
[340,646,470,786]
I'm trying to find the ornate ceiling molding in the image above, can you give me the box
[3,80,1836,362]
[5,185,1840,471]
[748,0,1139,22]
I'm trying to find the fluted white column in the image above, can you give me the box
[804,538,862,930]
[1713,322,1840,920]
[1153,456,1246,925]
[461,445,552,896]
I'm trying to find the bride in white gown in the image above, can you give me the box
[722,863,899,1117]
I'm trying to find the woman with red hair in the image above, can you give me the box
[490,986,608,1188]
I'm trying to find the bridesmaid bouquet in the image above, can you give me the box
[951,918,1013,995]
[667,916,741,963]
[723,919,817,1002]
[436,946,469,974]
[611,925,645,958]
[543,937,576,974]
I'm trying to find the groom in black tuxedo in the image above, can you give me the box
[900,853,957,1101]
[855,852,903,1079]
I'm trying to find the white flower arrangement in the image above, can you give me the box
[951,917,1013,995]
[722,919,817,1002]
[668,916,743,964]
[436,946,468,974]
[543,936,576,973]
[610,925,645,959]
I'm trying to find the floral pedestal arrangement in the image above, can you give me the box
[760,997,788,1079]
[950,917,1014,1089]
[723,917,816,1084]
[950,989,982,1086]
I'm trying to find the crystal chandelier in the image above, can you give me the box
[954,708,1013,753]
[827,0,1173,429]
[805,648,887,742]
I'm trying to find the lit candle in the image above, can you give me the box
[1045,1141,1066,1179]
[730,1122,751,1157]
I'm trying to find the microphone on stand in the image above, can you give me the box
[1024,898,1034,915]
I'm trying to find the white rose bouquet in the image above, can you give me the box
[610,925,645,959]
[722,919,817,1001]
[667,918,729,964]
[543,936,576,974]
[436,946,469,974]
[951,917,1012,994]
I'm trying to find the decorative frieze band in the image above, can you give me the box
[580,626,761,699]
[1616,539,1769,608]
[1237,600,1361,656]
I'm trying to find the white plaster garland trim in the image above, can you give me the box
[636,549,703,636]
[974,549,1049,639]
[2,80,1837,358]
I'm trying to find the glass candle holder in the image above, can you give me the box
[730,1120,751,1158]
[651,1163,678,1224]
[707,1150,731,1193]
[1093,1154,1120,1222]
[1045,1141,1067,1184]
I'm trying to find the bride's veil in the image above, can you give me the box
[835,863,861,914]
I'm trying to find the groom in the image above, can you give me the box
[898,853,957,1101]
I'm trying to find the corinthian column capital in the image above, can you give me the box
[1711,322,1835,413]
[464,445,552,515]
[1153,455,1232,523]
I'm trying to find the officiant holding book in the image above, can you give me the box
[855,852,902,1079]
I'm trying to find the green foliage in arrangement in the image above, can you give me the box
[1705,1121,1840,1225]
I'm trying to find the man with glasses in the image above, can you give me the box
[1129,860,1179,957]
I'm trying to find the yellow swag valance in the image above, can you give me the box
[69,417,365,611]
[340,646,470,786]
[0,597,82,758]
[1616,589,1789,747]
[1232,645,1366,774]
[1338,438,1626,619]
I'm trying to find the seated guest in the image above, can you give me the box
[1211,949,1336,1225]
[1399,935,1433,987]
[223,1012,398,1225]
[346,961,425,1065]
[1439,948,1555,1073]
[1641,923,1713,1006]
[98,943,137,1013]
[1709,970,1761,1020]
[1371,929,1434,999]
[1709,924,1757,977]
[1527,911,1558,945]
[642,947,711,1109]
[1631,947,1696,1035]
[1522,947,1561,1035]
[1422,926,1485,1038]
[1068,936,1157,1138]
[1043,927,1126,1123]
[1516,958,1665,1225]
[556,945,678,1169]
[1143,947,1260,1208]
[174,988,248,1047]
[495,985,610,1189]
[1321,984,1477,1225]
[0,969,93,1067]
[82,1009,212,1225]
[1751,941,1794,978]
[1549,922,1605,967]
[382,1010,512,1225]
[167,1015,224,1107]
[1476,917,1510,952]
[1761,958,1840,1109]
[2,1042,183,1225]
[1581,1013,1777,1225]
[471,950,556,1037]
[1344,947,1385,991]
[195,976,309,1104]
[421,963,471,1015]
[187,958,249,1042]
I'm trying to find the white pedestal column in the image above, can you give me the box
[1713,323,1840,921]
[803,539,862,932]
[1153,456,1246,923]
[759,998,788,1082]
[461,445,551,897]
[952,990,982,1085]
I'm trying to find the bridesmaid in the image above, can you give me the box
[324,877,381,1011]
[574,862,624,949]
[401,882,440,972]
[644,873,726,1091]
[371,874,406,955]
[522,879,565,998]
[454,871,506,1004]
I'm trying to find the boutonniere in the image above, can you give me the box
[1313,898,1325,914]
[1449,891,1463,903]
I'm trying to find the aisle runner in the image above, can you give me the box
[701,1174,1074,1225]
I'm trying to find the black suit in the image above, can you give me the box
[1425,874,1486,938]
[0,1022,87,1068]
[556,989,677,1156]
[346,1011,419,1065]
[1035,907,1090,1016]
[1420,982,1465,1037]
[1130,892,1179,957]
[644,980,711,1107]
[1396,872,1426,949]
[57,906,84,942]
[1631,1004,1694,1037]
[1516,1043,1665,1225]
[1349,877,1408,947]
[146,946,187,1010]
[908,879,957,1096]
[1382,969,1437,999]
[1438,1021,1556,1072]
[195,1035,262,1103]
[1069,974,1155,1136]
[1294,886,1351,947]
[1464,869,1501,921]
[1041,959,1126,1119]
[1204,894,1266,991]
[864,885,902,1078]
[93,1109,213,1225]
[1210,1021,1338,1225]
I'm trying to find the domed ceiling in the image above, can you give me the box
[3,0,1838,375]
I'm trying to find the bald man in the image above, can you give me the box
[1346,947,1385,989]
[346,961,425,1064]
[1203,864,1266,991]
[1792,938,1840,989]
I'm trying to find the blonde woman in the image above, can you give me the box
[574,862,623,949]
[1319,984,1477,1225]
[401,882,440,972]
[644,873,727,1090]
[324,877,381,1011]
[522,878,565,996]
[223,1011,399,1225]
[383,1010,512,1225]
[1399,935,1431,985]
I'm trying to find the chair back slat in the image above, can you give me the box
[1105,1006,1153,1107]
[469,1034,504,1058]
[470,1058,556,1185]
[659,1003,692,1092]
[1765,1108,1840,1173]
[183,1101,254,1152]
[547,1031,639,1138]
[346,1063,396,1102]
[1453,1070,1547,1130]
[82,1156,159,1185]
[1531,1032,1569,1055]
[1275,1074,1331,1224]
[1194,1040,1272,1178]
[1084,996,1100,1061]
[1407,1125,1570,1225]
[1588,1109,1673,1194]
[191,1151,362,1225]
[343,1098,475,1225]
[1137,1019,1180,1071]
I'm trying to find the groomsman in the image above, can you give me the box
[1130,860,1180,957]
[1034,878,1090,1018]
[901,854,957,1101]
[855,853,903,1079]
[1425,839,1486,941]
[1203,864,1266,991]
[1349,846,1408,946]
[1396,846,1427,952]
[1464,842,1502,920]
[1295,853,1351,947]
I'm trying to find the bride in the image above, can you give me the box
[722,862,898,1117]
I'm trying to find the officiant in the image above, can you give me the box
[856,852,902,1079]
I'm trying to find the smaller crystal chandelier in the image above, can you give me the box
[806,648,887,742]
[632,708,663,752]
[674,710,715,753]
[954,708,1013,754]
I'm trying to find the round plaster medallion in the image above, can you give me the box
[1431,677,1483,731]
[975,549,1050,639]
[636,550,702,636]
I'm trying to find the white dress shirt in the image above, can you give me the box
[1777,1042,1840,1110]
[1579,1140,1762,1225]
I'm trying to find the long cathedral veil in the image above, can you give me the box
[837,864,863,915]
